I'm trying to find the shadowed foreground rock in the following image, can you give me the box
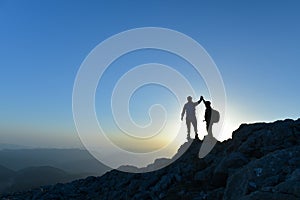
[1,118,300,200]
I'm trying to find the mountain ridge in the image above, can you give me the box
[1,118,300,200]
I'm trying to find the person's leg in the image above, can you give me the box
[206,121,213,138]
[186,119,191,139]
[192,119,198,139]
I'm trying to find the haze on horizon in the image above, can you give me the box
[0,1,299,153]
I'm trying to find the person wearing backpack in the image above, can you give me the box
[200,96,219,138]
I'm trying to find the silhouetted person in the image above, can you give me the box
[181,96,201,140]
[200,96,219,138]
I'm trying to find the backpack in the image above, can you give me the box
[211,109,220,123]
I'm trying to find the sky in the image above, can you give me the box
[1,0,300,152]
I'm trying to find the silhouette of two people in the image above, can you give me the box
[181,96,218,141]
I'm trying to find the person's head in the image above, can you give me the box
[187,96,192,102]
[205,101,211,107]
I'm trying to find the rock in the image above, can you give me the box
[248,181,257,189]
[212,152,248,187]
[194,167,212,182]
[240,191,299,200]
[223,169,248,200]
[224,146,300,200]
[287,168,300,181]
[275,180,300,198]
[262,175,280,187]
[132,191,152,200]
[253,168,263,177]
[206,188,224,200]
[211,171,228,187]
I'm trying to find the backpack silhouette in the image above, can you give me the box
[211,109,220,123]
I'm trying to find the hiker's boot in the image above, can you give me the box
[187,133,191,141]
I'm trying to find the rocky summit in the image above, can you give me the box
[1,118,300,200]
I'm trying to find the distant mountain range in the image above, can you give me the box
[0,143,32,150]
[0,165,85,193]
[2,118,299,199]
[0,148,110,173]
[0,148,110,193]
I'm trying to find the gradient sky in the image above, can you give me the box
[1,0,300,149]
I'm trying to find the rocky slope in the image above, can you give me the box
[1,118,300,200]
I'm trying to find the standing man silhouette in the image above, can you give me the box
[181,96,202,140]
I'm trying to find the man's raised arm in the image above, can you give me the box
[200,96,206,104]
[195,96,203,105]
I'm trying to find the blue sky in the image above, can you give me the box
[0,0,299,148]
